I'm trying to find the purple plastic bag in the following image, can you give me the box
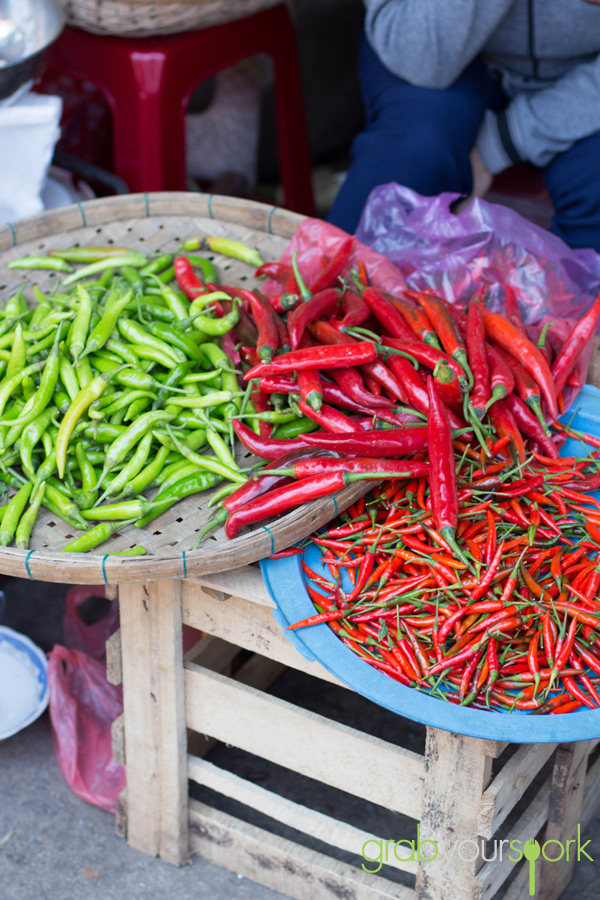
[356,183,600,324]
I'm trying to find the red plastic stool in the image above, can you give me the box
[47,4,315,214]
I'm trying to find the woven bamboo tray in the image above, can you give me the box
[0,193,370,584]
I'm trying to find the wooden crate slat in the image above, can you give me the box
[111,714,125,767]
[189,799,415,900]
[478,743,556,839]
[188,756,417,875]
[539,741,593,900]
[182,588,351,689]
[106,628,122,686]
[581,748,600,830]
[475,778,551,900]
[184,664,424,821]
[185,565,273,608]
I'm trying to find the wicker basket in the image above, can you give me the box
[59,0,284,37]
[0,192,370,585]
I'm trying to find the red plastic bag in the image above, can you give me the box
[48,645,125,813]
[63,585,119,662]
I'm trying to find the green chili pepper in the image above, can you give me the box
[61,517,138,552]
[148,322,201,361]
[0,331,63,428]
[0,481,33,545]
[190,236,264,268]
[122,445,170,498]
[69,285,94,364]
[56,366,128,478]
[82,498,160,521]
[49,247,136,263]
[104,338,140,367]
[139,254,173,277]
[79,289,133,358]
[62,256,147,286]
[190,302,239,336]
[8,256,73,273]
[3,287,28,319]
[165,426,244,483]
[76,356,94,390]
[98,430,154,504]
[59,355,81,402]
[15,483,46,549]
[6,324,25,380]
[150,277,189,321]
[163,390,241,410]
[137,469,223,527]
[19,409,54,481]
[272,417,320,439]
[185,255,219,283]
[98,409,176,486]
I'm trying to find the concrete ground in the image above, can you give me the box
[2,576,600,900]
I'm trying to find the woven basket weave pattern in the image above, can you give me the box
[59,0,282,36]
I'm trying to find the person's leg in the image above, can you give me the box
[328,35,506,233]
[540,130,600,252]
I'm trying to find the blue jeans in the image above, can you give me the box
[328,34,600,252]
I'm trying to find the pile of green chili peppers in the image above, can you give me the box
[0,247,254,554]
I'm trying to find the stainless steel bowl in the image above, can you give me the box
[0,0,64,102]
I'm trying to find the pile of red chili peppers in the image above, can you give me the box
[194,237,600,714]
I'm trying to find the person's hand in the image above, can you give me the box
[454,146,494,213]
[469,146,494,198]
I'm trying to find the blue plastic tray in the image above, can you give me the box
[261,385,600,743]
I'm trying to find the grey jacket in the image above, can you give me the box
[363,0,600,173]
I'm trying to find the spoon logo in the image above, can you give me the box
[523,838,541,896]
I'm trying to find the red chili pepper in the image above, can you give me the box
[484,343,515,411]
[225,471,349,538]
[552,293,600,396]
[296,368,323,413]
[274,457,430,479]
[232,419,312,460]
[174,256,216,303]
[288,288,340,350]
[308,236,354,295]
[412,292,472,384]
[503,392,559,459]
[338,288,370,328]
[243,290,279,364]
[488,398,526,464]
[250,384,273,438]
[426,377,468,566]
[494,345,550,436]
[328,366,395,410]
[470,541,505,601]
[480,308,558,419]
[503,283,526,334]
[302,426,428,457]
[381,337,467,388]
[364,357,414,407]
[466,300,491,415]
[243,342,377,380]
[255,261,298,293]
[384,292,442,348]
[362,288,415,340]
[297,398,357,433]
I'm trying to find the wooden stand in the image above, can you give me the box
[107,567,600,900]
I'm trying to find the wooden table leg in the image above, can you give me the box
[118,579,189,865]
[416,730,498,900]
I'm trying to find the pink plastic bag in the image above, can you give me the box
[265,185,600,409]
[63,585,119,662]
[48,645,125,813]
